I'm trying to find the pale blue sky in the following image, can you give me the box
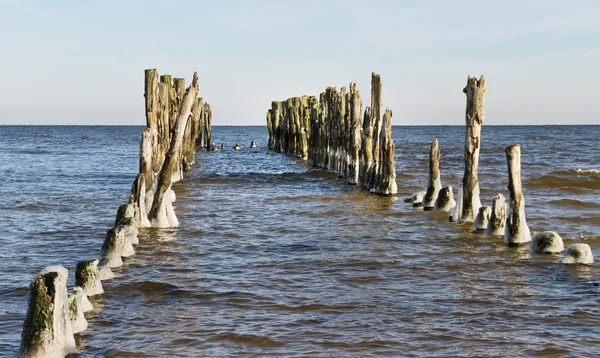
[1,0,599,125]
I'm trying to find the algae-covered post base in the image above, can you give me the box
[19,266,76,358]
[75,259,103,296]
[562,243,594,264]
[530,231,564,253]
[504,144,531,245]
[423,139,441,210]
[68,290,88,334]
[457,75,486,223]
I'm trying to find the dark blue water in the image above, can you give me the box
[0,125,599,357]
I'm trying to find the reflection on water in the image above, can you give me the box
[0,125,598,357]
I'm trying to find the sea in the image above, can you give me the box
[0,125,599,357]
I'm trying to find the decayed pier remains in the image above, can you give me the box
[409,76,593,263]
[267,73,397,195]
[19,69,212,358]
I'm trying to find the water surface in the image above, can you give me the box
[0,125,599,357]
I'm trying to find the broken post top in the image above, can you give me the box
[463,75,486,125]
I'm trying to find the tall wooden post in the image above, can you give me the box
[456,75,486,223]
[504,144,531,245]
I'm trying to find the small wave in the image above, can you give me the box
[210,332,283,347]
[574,168,600,175]
[547,199,600,209]
[528,169,600,190]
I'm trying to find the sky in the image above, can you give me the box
[0,0,599,125]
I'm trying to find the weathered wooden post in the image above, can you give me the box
[160,75,178,135]
[360,107,373,187]
[434,185,456,212]
[454,75,486,223]
[68,289,88,334]
[375,109,397,194]
[149,72,200,228]
[204,103,212,151]
[19,266,76,358]
[474,206,491,230]
[423,139,441,210]
[486,194,506,236]
[75,259,103,296]
[347,82,362,185]
[368,73,382,189]
[504,144,531,245]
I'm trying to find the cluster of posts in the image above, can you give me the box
[18,69,212,358]
[410,76,594,264]
[266,73,397,195]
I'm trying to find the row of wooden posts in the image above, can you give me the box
[18,69,211,358]
[266,73,593,263]
[266,73,397,195]
[404,77,592,262]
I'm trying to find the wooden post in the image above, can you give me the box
[204,103,212,150]
[505,144,531,245]
[160,75,177,135]
[347,82,362,185]
[75,259,103,296]
[457,75,486,223]
[196,98,205,149]
[19,266,76,358]
[423,139,441,210]
[149,72,200,228]
[486,193,506,236]
[434,185,456,212]
[368,73,382,189]
[375,109,397,194]
[360,106,373,187]
[68,288,88,334]
[530,231,564,253]
[474,206,491,230]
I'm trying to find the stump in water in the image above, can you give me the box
[101,227,134,268]
[423,139,441,210]
[434,185,456,212]
[149,72,200,228]
[67,289,88,334]
[562,243,594,264]
[75,259,103,296]
[455,75,486,223]
[530,231,564,253]
[474,206,491,230]
[411,191,427,207]
[486,194,507,236]
[19,266,76,358]
[504,144,531,245]
[449,184,463,222]
[72,287,92,313]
